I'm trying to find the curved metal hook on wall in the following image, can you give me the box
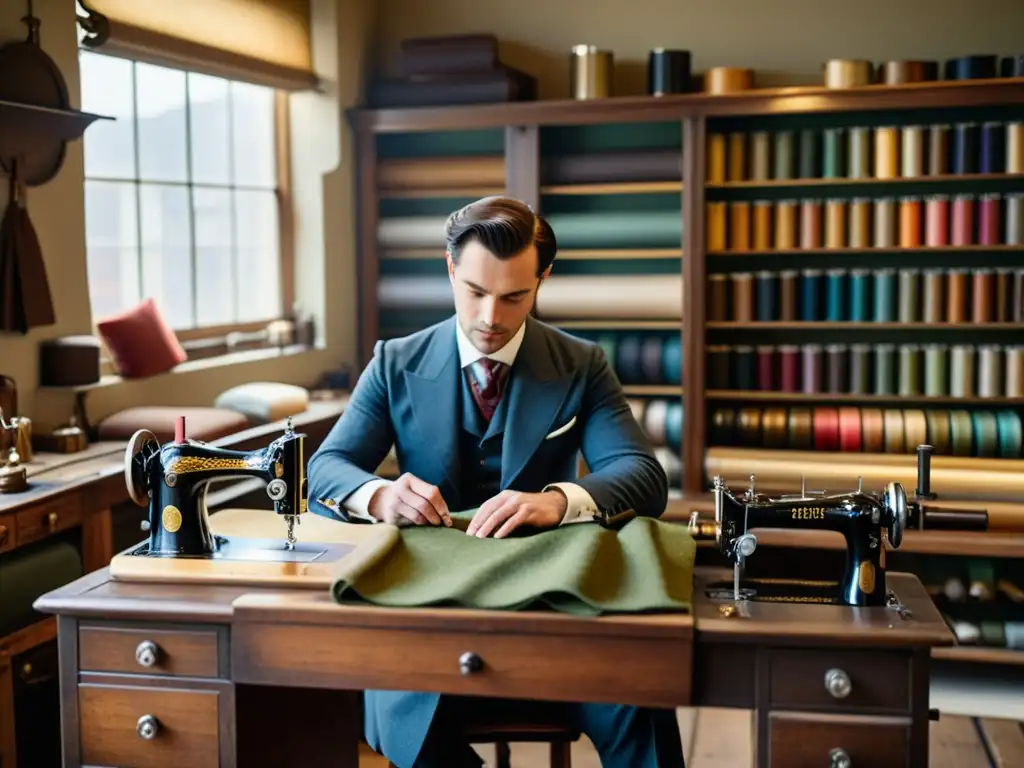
[75,0,111,48]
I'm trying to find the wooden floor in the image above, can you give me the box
[358,707,1024,767]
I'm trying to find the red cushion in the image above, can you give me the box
[95,298,186,378]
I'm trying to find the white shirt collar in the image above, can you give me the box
[455,319,526,369]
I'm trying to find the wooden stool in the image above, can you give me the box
[386,721,580,768]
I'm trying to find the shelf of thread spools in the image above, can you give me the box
[926,565,1024,662]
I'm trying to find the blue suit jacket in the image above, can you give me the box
[305,314,668,765]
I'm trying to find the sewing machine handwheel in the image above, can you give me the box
[885,481,907,549]
[124,429,159,507]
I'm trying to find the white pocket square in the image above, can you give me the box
[545,416,577,440]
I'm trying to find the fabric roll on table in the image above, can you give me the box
[379,216,448,249]
[377,156,505,190]
[544,211,682,249]
[329,511,696,616]
[543,149,683,185]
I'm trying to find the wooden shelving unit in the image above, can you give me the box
[350,74,1024,666]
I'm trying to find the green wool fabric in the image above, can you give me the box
[329,511,696,616]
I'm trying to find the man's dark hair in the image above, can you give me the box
[444,196,557,277]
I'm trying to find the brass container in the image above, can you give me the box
[570,45,612,100]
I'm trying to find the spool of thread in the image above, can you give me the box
[750,132,771,180]
[996,269,1014,321]
[972,269,994,323]
[648,48,693,96]
[848,127,871,179]
[823,128,845,178]
[979,194,1001,246]
[924,344,949,396]
[945,55,998,80]
[952,123,979,174]
[824,59,873,88]
[952,194,975,246]
[873,269,896,322]
[848,198,871,248]
[756,270,779,321]
[901,125,925,177]
[802,344,823,393]
[707,273,728,321]
[707,202,727,251]
[898,269,921,322]
[707,134,727,183]
[875,126,899,179]
[728,133,747,182]
[779,270,799,321]
[899,196,922,247]
[1004,193,1024,246]
[779,345,800,392]
[1008,123,1024,173]
[752,200,772,250]
[1015,270,1024,322]
[774,131,795,180]
[826,269,847,321]
[707,345,731,389]
[899,344,922,395]
[849,269,870,321]
[731,272,754,321]
[873,198,897,247]
[774,200,797,250]
[950,345,975,397]
[826,199,846,248]
[849,343,871,393]
[1006,346,1024,397]
[570,45,613,99]
[704,67,754,94]
[978,344,1003,397]
[826,344,848,392]
[947,269,967,323]
[799,129,820,178]
[1004,56,1024,77]
[801,269,822,321]
[730,201,751,251]
[800,199,823,249]
[757,346,777,390]
[929,125,950,175]
[733,345,756,390]
[880,60,939,84]
[874,344,896,395]
[980,122,1005,174]
[926,195,949,246]
[922,269,945,322]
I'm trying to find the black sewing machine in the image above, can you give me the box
[118,415,319,562]
[690,444,951,608]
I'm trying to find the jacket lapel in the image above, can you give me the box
[501,317,573,489]
[404,317,462,500]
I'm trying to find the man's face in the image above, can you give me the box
[447,239,549,354]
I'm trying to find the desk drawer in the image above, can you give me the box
[768,711,909,768]
[768,648,910,713]
[15,497,81,547]
[0,515,15,553]
[79,683,222,768]
[79,625,222,678]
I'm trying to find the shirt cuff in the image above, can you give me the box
[545,482,600,525]
[324,478,392,523]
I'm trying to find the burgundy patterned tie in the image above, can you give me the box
[467,358,509,422]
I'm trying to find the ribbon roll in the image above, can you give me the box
[824,59,874,88]
[812,407,841,451]
[704,67,754,94]
[788,408,813,450]
[838,407,862,452]
[861,408,885,453]
[879,60,939,84]
[945,55,999,80]
[926,411,950,455]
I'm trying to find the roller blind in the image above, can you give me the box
[77,0,318,91]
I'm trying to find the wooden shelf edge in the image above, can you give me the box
[706,172,1024,189]
[932,645,1024,666]
[706,390,1024,406]
[706,321,1024,330]
[622,385,684,396]
[707,245,1024,256]
[541,181,682,195]
[0,617,57,656]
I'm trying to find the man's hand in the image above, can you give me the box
[466,490,567,539]
[368,473,452,527]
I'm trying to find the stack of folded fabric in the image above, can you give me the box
[367,33,537,108]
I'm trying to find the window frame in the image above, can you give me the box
[79,51,296,368]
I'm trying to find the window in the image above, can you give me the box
[79,50,286,332]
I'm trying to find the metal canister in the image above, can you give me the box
[570,45,613,99]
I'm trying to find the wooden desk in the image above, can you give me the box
[35,560,952,768]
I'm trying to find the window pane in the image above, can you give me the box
[136,63,188,183]
[231,81,276,188]
[140,184,193,329]
[193,188,234,326]
[84,180,139,320]
[188,73,231,186]
[234,189,280,321]
[80,52,136,179]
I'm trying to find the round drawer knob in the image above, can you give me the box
[824,668,852,699]
[459,651,483,676]
[829,747,851,768]
[135,641,160,668]
[136,714,160,740]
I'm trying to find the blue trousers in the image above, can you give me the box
[401,695,686,768]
